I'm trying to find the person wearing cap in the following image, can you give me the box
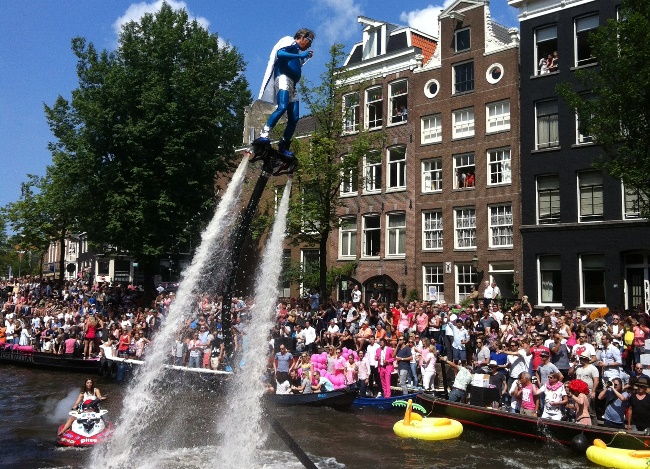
[488,360,507,408]
[598,377,628,429]
[628,377,650,431]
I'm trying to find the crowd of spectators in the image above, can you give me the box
[4,276,650,431]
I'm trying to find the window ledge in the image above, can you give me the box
[571,142,595,148]
[362,190,382,196]
[339,192,358,198]
[338,256,357,261]
[385,255,406,260]
[421,140,442,147]
[366,126,383,132]
[422,249,443,252]
[387,120,408,128]
[341,130,360,136]
[452,187,476,192]
[452,90,475,97]
[487,183,512,188]
[453,248,478,252]
[570,63,598,72]
[421,190,443,196]
[361,256,381,261]
[531,146,561,154]
[530,70,560,80]
[488,246,513,250]
[486,128,511,136]
[451,135,475,142]
[386,187,406,193]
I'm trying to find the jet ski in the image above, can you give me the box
[57,401,113,447]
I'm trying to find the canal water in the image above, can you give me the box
[0,365,596,469]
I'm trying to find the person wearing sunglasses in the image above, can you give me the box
[255,28,315,161]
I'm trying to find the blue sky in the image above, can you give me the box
[0,0,517,210]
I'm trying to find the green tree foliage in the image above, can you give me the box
[2,174,63,279]
[557,0,650,216]
[285,44,380,297]
[44,3,251,291]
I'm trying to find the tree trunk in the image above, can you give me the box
[58,229,67,287]
[319,228,330,301]
[141,257,157,309]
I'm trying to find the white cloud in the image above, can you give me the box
[113,1,226,47]
[315,0,363,43]
[400,1,455,38]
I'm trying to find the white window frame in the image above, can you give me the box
[452,107,475,139]
[538,255,563,306]
[453,61,474,94]
[389,80,408,125]
[575,15,599,67]
[386,212,406,258]
[363,151,382,193]
[422,210,443,251]
[339,217,357,259]
[489,204,514,248]
[488,148,511,186]
[536,100,559,150]
[486,100,510,134]
[340,154,358,197]
[423,264,445,303]
[342,92,359,134]
[365,87,383,130]
[535,25,557,75]
[576,111,593,145]
[578,171,604,222]
[453,153,475,190]
[456,264,477,303]
[455,27,471,52]
[300,249,320,297]
[421,114,442,144]
[579,253,606,307]
[537,174,561,225]
[422,158,442,193]
[622,183,648,220]
[387,146,406,191]
[454,207,476,249]
[362,215,381,258]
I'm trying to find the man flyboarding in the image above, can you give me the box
[254,28,315,165]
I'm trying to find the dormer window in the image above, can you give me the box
[363,27,383,60]
[455,27,470,53]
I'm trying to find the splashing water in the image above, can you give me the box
[91,156,249,468]
[216,177,293,466]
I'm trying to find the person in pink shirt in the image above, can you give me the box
[511,372,538,416]
[375,337,395,397]
[344,354,358,390]
[333,349,347,378]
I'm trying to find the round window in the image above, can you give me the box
[424,79,440,98]
[486,63,504,84]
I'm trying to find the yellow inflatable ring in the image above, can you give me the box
[393,416,463,441]
[586,444,650,469]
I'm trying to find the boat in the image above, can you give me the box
[0,344,101,373]
[263,389,357,408]
[416,392,650,451]
[353,392,420,410]
[56,407,114,447]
